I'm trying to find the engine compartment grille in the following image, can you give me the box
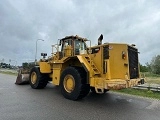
[128,46,139,79]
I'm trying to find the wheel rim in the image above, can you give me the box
[63,75,75,93]
[31,72,37,84]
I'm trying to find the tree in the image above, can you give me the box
[22,62,29,69]
[140,64,149,72]
[22,62,35,69]
[150,55,160,74]
[146,62,151,72]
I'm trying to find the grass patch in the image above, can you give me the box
[144,72,160,77]
[113,88,160,100]
[0,71,17,76]
[141,72,160,84]
[146,77,160,84]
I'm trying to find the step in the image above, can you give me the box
[84,55,100,75]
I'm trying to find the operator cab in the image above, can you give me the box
[60,35,88,57]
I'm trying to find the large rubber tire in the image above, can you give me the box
[90,87,109,94]
[60,66,90,100]
[29,67,48,89]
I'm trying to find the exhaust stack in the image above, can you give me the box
[98,34,103,45]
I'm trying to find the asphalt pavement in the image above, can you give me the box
[0,73,160,120]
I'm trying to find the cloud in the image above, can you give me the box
[0,0,160,65]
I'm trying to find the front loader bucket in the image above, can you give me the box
[15,69,29,85]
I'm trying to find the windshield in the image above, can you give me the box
[74,39,87,55]
[75,40,87,50]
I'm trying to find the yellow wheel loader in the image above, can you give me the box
[16,35,144,100]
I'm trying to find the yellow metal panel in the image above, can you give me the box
[52,68,61,85]
[108,44,128,79]
[89,47,103,73]
[39,62,51,73]
[89,78,95,87]
[106,59,111,79]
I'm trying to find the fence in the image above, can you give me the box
[132,83,160,92]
